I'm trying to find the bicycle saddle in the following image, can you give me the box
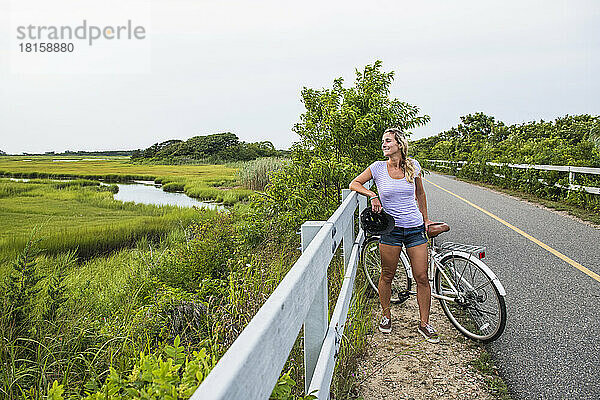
[426,222,450,238]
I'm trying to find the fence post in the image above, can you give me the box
[341,189,354,267]
[569,168,575,187]
[301,221,328,393]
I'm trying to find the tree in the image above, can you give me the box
[411,113,600,166]
[293,60,430,169]
[260,61,430,227]
[590,119,600,150]
[131,133,282,163]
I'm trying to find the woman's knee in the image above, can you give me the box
[380,265,396,283]
[413,271,428,287]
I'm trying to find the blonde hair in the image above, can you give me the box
[383,128,416,183]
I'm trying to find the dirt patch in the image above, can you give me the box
[356,296,494,400]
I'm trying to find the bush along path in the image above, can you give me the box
[357,296,510,400]
[411,113,600,214]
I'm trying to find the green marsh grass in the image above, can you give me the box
[0,213,295,397]
[0,179,211,269]
[162,182,185,192]
[0,156,250,204]
[0,181,37,198]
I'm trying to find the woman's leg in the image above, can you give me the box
[378,243,402,319]
[406,242,430,326]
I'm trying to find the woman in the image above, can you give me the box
[349,128,439,343]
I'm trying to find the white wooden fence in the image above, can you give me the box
[191,184,371,400]
[426,160,600,195]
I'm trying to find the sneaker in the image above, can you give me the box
[418,323,440,343]
[379,316,392,333]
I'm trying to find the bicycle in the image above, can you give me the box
[361,225,507,342]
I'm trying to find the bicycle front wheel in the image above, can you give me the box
[361,237,411,304]
[434,253,506,342]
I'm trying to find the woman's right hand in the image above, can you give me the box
[371,197,382,213]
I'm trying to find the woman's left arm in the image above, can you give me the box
[415,176,433,228]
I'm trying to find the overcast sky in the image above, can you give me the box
[1,0,598,154]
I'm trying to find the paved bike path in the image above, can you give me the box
[422,172,600,400]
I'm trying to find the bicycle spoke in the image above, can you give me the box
[466,298,499,332]
[464,302,498,317]
[458,257,468,290]
[472,280,493,292]
[469,305,497,332]
[470,262,477,283]
[469,307,498,317]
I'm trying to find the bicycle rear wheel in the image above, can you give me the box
[434,253,506,342]
[361,237,411,304]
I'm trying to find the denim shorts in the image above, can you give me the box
[379,224,427,248]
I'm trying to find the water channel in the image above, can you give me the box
[8,177,224,210]
[114,181,224,210]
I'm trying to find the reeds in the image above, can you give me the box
[237,157,288,191]
[0,181,36,198]
[162,182,185,192]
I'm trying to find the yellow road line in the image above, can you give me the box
[424,178,600,283]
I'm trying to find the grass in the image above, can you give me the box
[0,156,228,178]
[0,156,252,205]
[0,156,257,268]
[0,179,211,270]
[1,237,169,396]
[0,200,373,398]
[470,349,512,400]
[27,220,298,397]
[236,157,288,191]
[1,213,233,397]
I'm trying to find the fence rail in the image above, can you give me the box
[426,159,600,195]
[191,185,370,400]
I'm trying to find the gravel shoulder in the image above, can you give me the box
[356,296,503,400]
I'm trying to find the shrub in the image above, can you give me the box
[46,336,215,400]
[168,212,239,288]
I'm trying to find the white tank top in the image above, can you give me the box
[369,159,424,228]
